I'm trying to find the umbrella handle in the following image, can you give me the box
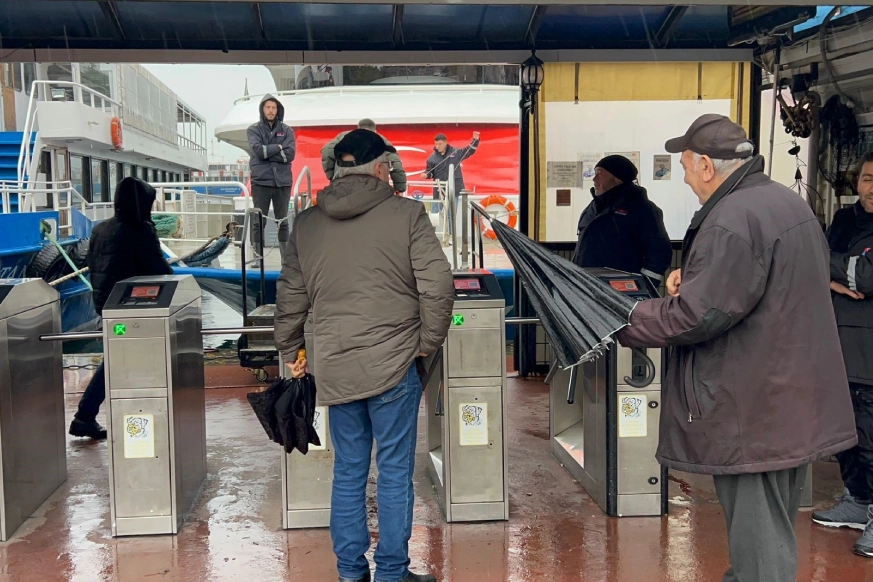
[566,365,579,405]
[624,348,656,388]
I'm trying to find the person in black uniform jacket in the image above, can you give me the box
[572,155,672,283]
[69,177,172,440]
[813,152,873,558]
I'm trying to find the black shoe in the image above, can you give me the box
[402,574,437,582]
[338,572,370,582]
[69,418,107,440]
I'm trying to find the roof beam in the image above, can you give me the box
[392,5,405,48]
[655,6,687,48]
[98,1,126,40]
[525,6,547,48]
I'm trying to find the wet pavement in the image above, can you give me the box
[3,366,872,581]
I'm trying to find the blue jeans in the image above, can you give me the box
[329,365,422,582]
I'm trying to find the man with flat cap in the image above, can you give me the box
[572,154,672,283]
[617,114,856,581]
[275,129,453,582]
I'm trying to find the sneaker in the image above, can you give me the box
[69,418,107,440]
[854,506,873,558]
[812,494,868,530]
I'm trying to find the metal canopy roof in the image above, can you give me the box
[0,2,815,59]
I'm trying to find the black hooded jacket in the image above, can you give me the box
[87,177,172,315]
[571,182,672,280]
[247,94,297,188]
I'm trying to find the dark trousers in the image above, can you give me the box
[75,362,105,422]
[251,184,290,246]
[837,382,873,504]
[713,465,807,582]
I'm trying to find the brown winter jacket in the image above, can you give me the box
[617,156,857,475]
[274,174,454,405]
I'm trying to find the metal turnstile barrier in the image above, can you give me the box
[0,279,67,541]
[101,275,207,536]
[426,270,509,522]
[548,268,667,517]
[279,315,333,529]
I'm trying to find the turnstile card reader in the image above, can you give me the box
[0,279,67,541]
[549,268,667,517]
[426,270,509,522]
[280,315,333,529]
[102,275,207,536]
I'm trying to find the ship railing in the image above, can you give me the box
[18,81,121,188]
[149,181,248,243]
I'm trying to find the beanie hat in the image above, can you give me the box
[595,155,638,184]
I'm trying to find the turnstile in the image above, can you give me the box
[0,279,67,541]
[280,315,333,529]
[549,268,667,517]
[425,270,509,522]
[102,275,207,536]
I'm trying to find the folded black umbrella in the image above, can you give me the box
[486,216,638,369]
[247,374,321,455]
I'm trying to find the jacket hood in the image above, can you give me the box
[260,93,285,124]
[317,175,395,220]
[114,177,157,224]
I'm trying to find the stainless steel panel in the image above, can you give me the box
[106,336,169,391]
[0,278,58,319]
[450,502,507,522]
[283,509,332,530]
[108,398,173,528]
[581,357,608,510]
[0,296,66,541]
[616,494,662,517]
[110,388,169,400]
[616,389,661,496]
[449,307,501,329]
[549,366,584,437]
[447,385,504,504]
[801,467,813,508]
[114,516,176,537]
[446,328,503,379]
[103,318,166,338]
[102,275,202,319]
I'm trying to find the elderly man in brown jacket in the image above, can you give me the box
[275,129,453,582]
[618,114,857,582]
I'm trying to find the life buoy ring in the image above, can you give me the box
[478,195,518,240]
[111,117,123,150]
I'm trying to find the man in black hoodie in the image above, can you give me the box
[571,155,672,282]
[247,94,297,255]
[69,177,172,440]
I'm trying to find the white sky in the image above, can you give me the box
[143,64,276,164]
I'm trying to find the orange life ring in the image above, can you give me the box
[478,195,518,240]
[111,117,123,150]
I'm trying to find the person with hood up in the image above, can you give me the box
[617,114,856,581]
[69,177,172,440]
[321,118,407,194]
[247,94,297,256]
[275,129,453,582]
[572,154,672,282]
[425,132,479,214]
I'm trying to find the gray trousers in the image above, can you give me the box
[713,465,808,582]
[251,184,290,248]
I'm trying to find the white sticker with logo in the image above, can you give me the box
[310,406,327,451]
[618,394,648,438]
[458,402,488,446]
[123,413,156,458]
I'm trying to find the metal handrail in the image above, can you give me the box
[292,166,312,218]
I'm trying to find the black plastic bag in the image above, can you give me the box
[489,218,637,369]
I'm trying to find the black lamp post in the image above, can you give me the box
[520,51,545,240]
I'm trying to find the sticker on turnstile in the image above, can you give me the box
[459,402,488,446]
[123,414,156,458]
[310,406,327,451]
[618,395,647,438]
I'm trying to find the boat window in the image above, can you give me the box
[80,64,113,104]
[12,64,22,92]
[123,164,133,179]
[22,64,35,96]
[70,155,86,200]
[47,64,74,101]
[109,162,119,196]
[91,159,107,203]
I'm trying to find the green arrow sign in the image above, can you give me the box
[113,323,127,336]
[452,314,465,326]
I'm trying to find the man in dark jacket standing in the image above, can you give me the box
[425,132,479,214]
[572,154,672,282]
[617,114,856,581]
[69,177,172,440]
[275,130,453,582]
[321,118,407,194]
[247,94,296,255]
[812,152,873,557]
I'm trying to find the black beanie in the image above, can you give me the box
[595,155,638,184]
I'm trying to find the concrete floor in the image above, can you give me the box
[2,365,872,581]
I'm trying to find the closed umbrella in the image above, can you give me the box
[481,209,637,369]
